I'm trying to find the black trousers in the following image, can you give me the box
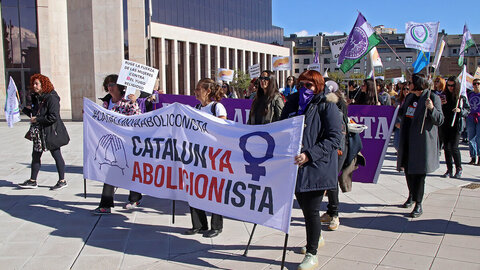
[296,190,325,255]
[189,207,223,230]
[326,187,339,217]
[99,183,142,208]
[31,148,65,181]
[442,130,462,172]
[405,173,426,203]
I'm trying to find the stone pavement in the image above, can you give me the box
[0,121,479,270]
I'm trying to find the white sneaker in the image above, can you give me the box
[300,234,325,254]
[124,201,140,210]
[329,216,340,231]
[297,252,318,270]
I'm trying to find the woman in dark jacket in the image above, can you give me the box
[353,78,378,105]
[19,74,70,190]
[440,76,470,178]
[397,74,444,218]
[93,74,142,214]
[248,70,284,124]
[280,70,342,270]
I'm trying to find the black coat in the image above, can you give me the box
[23,90,70,150]
[280,92,342,193]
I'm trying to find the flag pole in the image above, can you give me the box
[369,51,379,104]
[377,33,412,75]
[420,88,431,134]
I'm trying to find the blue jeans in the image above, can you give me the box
[466,117,480,157]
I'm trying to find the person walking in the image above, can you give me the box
[397,74,444,218]
[466,78,480,165]
[19,74,70,190]
[184,78,227,238]
[93,74,142,214]
[281,70,342,270]
[439,76,469,178]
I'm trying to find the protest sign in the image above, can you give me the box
[404,22,440,52]
[248,64,261,79]
[5,76,21,127]
[384,68,403,79]
[307,63,321,72]
[458,68,474,90]
[217,68,234,82]
[348,105,398,183]
[329,37,348,67]
[272,56,291,71]
[117,60,159,95]
[83,98,304,233]
[474,67,480,79]
[154,94,252,124]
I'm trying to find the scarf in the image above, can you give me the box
[298,86,314,115]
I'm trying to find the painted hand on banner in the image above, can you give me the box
[94,134,128,174]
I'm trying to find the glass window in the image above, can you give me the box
[353,67,361,74]
[295,68,299,73]
[303,59,310,65]
[295,58,299,63]
[374,66,383,74]
[324,58,330,64]
[386,56,391,62]
[405,56,413,63]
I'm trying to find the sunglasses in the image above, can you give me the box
[447,84,455,87]
[259,77,270,81]
[222,85,227,88]
[474,82,480,86]
[299,82,314,89]
[107,83,116,88]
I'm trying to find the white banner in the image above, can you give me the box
[5,77,21,128]
[83,98,304,233]
[272,56,291,71]
[404,21,440,52]
[217,68,234,82]
[307,63,321,72]
[329,37,348,67]
[248,63,261,79]
[458,67,474,90]
[117,59,159,95]
[369,47,383,67]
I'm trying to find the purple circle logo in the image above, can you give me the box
[410,25,428,43]
[345,27,368,59]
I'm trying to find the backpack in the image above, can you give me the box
[195,102,218,116]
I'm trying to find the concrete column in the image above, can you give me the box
[206,45,211,79]
[225,48,229,70]
[127,0,146,64]
[172,39,178,94]
[159,38,167,92]
[185,42,190,95]
[248,51,253,70]
[232,48,237,71]
[215,46,220,73]
[0,4,5,117]
[243,50,247,72]
[195,43,201,82]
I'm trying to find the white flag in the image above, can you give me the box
[5,77,21,128]
[404,21,440,52]
[432,38,445,69]
[369,47,383,67]
[459,65,468,102]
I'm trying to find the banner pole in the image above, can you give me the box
[451,98,461,127]
[243,223,257,256]
[420,89,432,134]
[280,233,289,270]
[377,33,412,75]
[84,179,87,199]
[172,200,176,224]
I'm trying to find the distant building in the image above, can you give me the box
[284,29,480,81]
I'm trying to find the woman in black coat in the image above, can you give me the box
[280,70,342,270]
[19,74,70,190]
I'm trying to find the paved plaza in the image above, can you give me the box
[0,121,479,270]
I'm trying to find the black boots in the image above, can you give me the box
[468,157,477,165]
[402,196,413,208]
[410,203,423,218]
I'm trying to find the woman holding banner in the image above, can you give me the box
[397,74,444,218]
[280,70,342,270]
[184,78,227,238]
[93,74,142,215]
[19,74,70,190]
[439,76,469,178]
[248,70,284,124]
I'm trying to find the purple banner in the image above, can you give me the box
[154,94,252,124]
[348,105,399,183]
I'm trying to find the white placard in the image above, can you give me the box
[117,59,159,94]
[248,63,261,79]
[217,68,234,82]
[329,37,348,67]
[307,63,321,72]
[272,56,291,71]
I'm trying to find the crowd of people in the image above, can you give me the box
[17,70,478,270]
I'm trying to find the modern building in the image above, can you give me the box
[285,25,480,81]
[1,0,290,120]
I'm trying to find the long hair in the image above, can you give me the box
[251,70,279,116]
[30,74,54,94]
[285,75,296,88]
[103,74,126,95]
[197,78,224,102]
[434,77,446,92]
[363,79,377,105]
[446,76,460,101]
[411,73,429,91]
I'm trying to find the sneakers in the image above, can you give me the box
[124,201,140,210]
[93,207,111,215]
[329,216,340,231]
[441,171,452,178]
[19,179,37,189]
[320,213,332,223]
[298,252,318,270]
[453,168,462,179]
[301,234,325,254]
[50,180,67,191]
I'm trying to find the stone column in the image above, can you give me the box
[159,38,167,92]
[127,0,146,64]
[185,42,191,95]
[0,4,5,117]
[172,39,178,94]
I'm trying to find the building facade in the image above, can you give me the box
[285,26,480,81]
[0,0,289,120]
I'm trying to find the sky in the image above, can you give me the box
[272,0,480,37]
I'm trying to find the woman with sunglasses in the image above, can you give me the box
[283,75,297,97]
[353,78,379,105]
[93,74,142,215]
[439,76,470,178]
[397,73,444,218]
[467,78,480,165]
[280,70,342,270]
[247,70,284,124]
